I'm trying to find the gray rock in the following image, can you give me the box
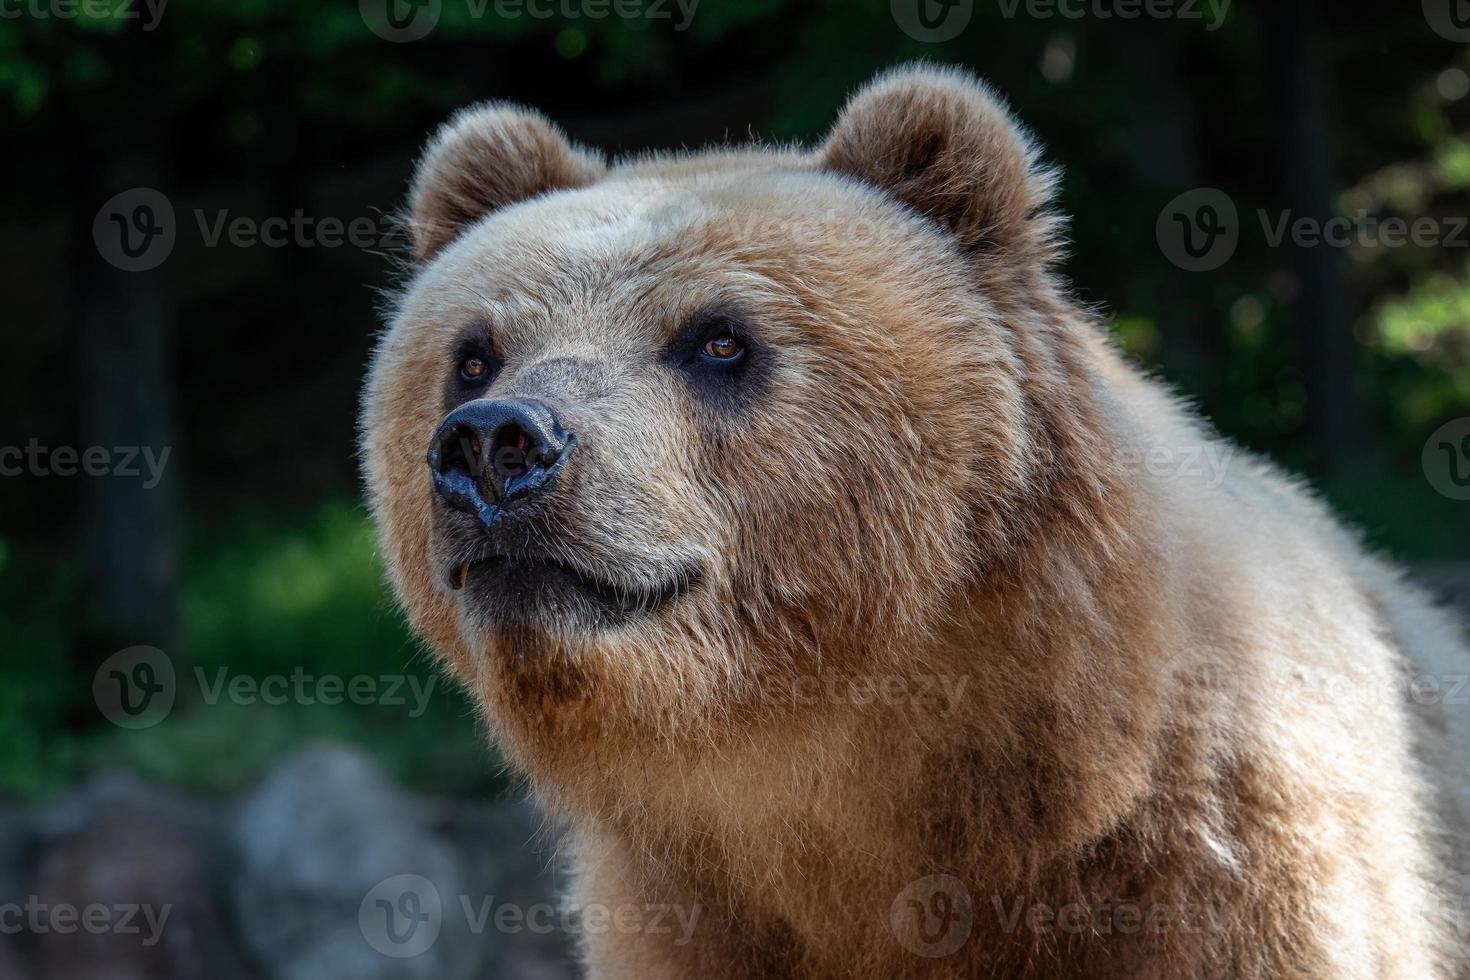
[231,742,563,980]
[29,773,252,980]
[0,938,30,980]
[35,770,217,846]
[435,798,576,980]
[0,802,37,908]
[0,804,36,979]
[2,745,577,980]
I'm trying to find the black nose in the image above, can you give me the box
[427,398,575,523]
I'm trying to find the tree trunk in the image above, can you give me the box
[67,115,180,729]
[1268,0,1361,474]
[1117,19,1213,389]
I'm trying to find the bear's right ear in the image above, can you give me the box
[820,65,1060,273]
[408,103,606,262]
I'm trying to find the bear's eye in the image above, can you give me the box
[667,307,761,409]
[701,335,744,362]
[445,335,502,409]
[459,356,489,382]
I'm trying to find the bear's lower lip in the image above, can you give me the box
[455,553,697,631]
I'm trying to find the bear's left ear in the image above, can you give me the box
[408,103,607,262]
[821,65,1060,271]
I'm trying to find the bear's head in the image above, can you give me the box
[362,65,1117,769]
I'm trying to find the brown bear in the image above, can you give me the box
[360,64,1470,978]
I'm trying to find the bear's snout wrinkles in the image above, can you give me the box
[428,397,575,527]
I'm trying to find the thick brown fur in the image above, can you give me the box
[361,64,1470,978]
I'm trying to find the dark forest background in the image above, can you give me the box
[3,0,1469,802]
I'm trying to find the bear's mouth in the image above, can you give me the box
[448,552,699,631]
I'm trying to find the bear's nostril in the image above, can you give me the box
[436,424,481,478]
[490,422,534,478]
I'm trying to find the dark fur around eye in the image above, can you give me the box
[665,306,766,410]
[443,329,502,410]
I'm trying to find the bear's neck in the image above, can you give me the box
[525,470,1174,971]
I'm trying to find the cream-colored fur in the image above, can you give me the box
[361,64,1470,978]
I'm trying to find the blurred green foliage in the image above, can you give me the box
[0,504,499,798]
